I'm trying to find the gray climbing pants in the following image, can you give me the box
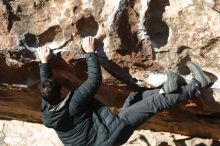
[115,82,197,145]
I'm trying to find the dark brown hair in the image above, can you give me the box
[40,78,62,105]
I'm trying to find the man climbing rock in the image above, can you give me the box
[37,36,212,146]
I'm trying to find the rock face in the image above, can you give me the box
[0,0,220,140]
[1,120,220,146]
[0,120,63,146]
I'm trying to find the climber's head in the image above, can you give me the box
[40,78,62,106]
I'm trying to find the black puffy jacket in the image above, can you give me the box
[40,53,127,146]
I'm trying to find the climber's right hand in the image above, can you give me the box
[37,46,51,63]
[82,36,95,53]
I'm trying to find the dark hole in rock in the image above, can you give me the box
[76,16,99,37]
[16,5,22,13]
[117,8,139,55]
[73,6,80,13]
[24,25,63,47]
[73,6,77,13]
[38,25,63,46]
[177,46,190,54]
[158,142,169,146]
[145,0,170,49]
[24,33,38,47]
[8,13,21,32]
[139,135,150,145]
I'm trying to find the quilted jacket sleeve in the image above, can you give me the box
[69,52,102,115]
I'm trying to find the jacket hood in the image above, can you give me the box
[41,99,69,130]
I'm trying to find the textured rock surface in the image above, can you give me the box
[0,0,220,140]
[0,120,220,146]
[0,120,63,146]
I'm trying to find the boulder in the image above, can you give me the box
[0,0,220,139]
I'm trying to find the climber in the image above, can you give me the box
[37,36,212,146]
